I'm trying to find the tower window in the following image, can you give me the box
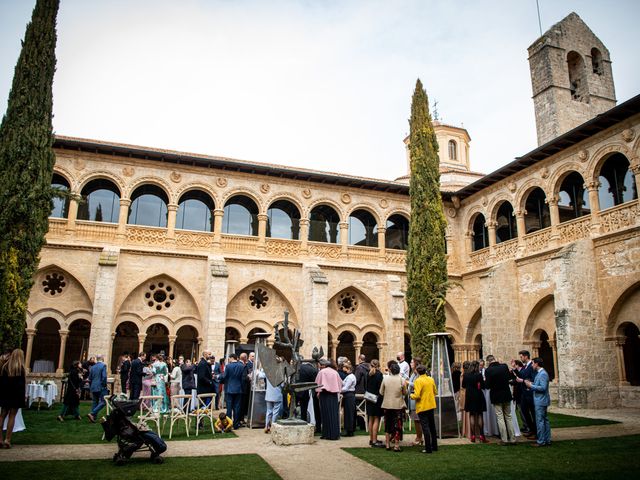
[448,140,457,161]
[591,48,603,75]
[567,51,589,103]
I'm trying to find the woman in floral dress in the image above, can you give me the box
[152,354,170,413]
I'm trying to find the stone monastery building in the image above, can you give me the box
[24,13,639,408]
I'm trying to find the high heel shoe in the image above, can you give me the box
[412,439,424,446]
[57,415,64,422]
[470,435,476,443]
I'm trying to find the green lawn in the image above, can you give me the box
[12,402,235,445]
[7,454,280,480]
[345,435,640,480]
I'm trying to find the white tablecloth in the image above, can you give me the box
[27,383,58,407]
[2,409,25,432]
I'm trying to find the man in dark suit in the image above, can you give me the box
[296,361,318,423]
[220,353,246,429]
[516,350,537,438]
[211,355,222,409]
[484,355,516,444]
[119,353,131,395]
[196,351,215,406]
[129,352,146,400]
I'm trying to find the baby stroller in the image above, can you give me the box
[101,398,167,465]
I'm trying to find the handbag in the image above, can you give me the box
[364,391,378,403]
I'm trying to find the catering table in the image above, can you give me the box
[27,382,58,408]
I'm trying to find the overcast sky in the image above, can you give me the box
[1,0,638,181]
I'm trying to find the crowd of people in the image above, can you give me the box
[1,344,551,452]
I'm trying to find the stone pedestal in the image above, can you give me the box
[271,422,315,446]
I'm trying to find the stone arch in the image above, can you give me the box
[356,324,383,342]
[463,205,486,235]
[173,317,202,337]
[225,319,246,339]
[143,315,175,335]
[523,295,556,341]
[115,274,201,332]
[114,314,144,334]
[465,308,482,343]
[175,182,219,208]
[221,187,264,212]
[65,310,94,328]
[549,163,586,196]
[346,202,382,226]
[31,310,64,330]
[305,198,345,221]
[589,142,632,183]
[516,178,552,213]
[488,193,516,221]
[77,170,126,197]
[444,302,463,344]
[126,176,173,201]
[384,209,410,223]
[327,285,385,335]
[606,281,640,337]
[52,165,76,191]
[244,319,275,336]
[227,280,298,336]
[265,193,305,218]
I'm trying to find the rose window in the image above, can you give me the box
[145,282,175,310]
[42,272,66,296]
[250,288,269,309]
[337,292,358,314]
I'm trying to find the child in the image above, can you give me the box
[214,412,233,433]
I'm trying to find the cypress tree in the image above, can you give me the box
[0,0,60,351]
[406,79,448,361]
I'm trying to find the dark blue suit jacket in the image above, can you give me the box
[519,361,537,399]
[221,361,246,395]
[212,362,221,390]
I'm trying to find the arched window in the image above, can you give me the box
[448,140,457,161]
[591,47,603,75]
[50,173,70,218]
[267,200,300,240]
[111,321,139,371]
[143,323,169,355]
[31,318,60,372]
[495,201,517,243]
[308,205,340,243]
[385,214,409,250]
[539,331,555,381]
[348,209,378,247]
[176,190,214,232]
[471,214,488,251]
[64,319,91,371]
[524,187,551,233]
[361,332,379,362]
[175,325,199,360]
[128,184,168,227]
[622,323,640,386]
[223,195,259,236]
[558,171,590,223]
[567,51,588,102]
[336,331,355,365]
[597,153,637,210]
[78,179,120,223]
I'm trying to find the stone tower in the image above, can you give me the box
[528,12,616,146]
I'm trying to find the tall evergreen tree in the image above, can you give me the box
[0,0,60,351]
[406,79,448,361]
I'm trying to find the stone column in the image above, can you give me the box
[299,218,309,255]
[88,248,121,358]
[530,341,541,358]
[353,341,363,360]
[168,335,177,359]
[137,333,147,356]
[65,196,79,235]
[266,339,275,348]
[630,163,640,201]
[196,337,203,360]
[203,256,229,355]
[57,330,69,373]
[257,213,268,253]
[116,199,131,241]
[614,337,629,385]
[301,264,329,358]
[330,340,339,361]
[25,328,36,373]
[339,222,349,258]
[377,226,386,261]
[515,210,526,239]
[549,339,559,383]
[166,203,178,244]
[240,337,249,345]
[585,181,601,232]
[487,220,497,247]
[212,209,224,250]
[547,196,560,244]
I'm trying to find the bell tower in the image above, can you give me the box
[528,12,616,146]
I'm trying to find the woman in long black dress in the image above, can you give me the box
[0,349,26,449]
[365,359,384,447]
[462,360,487,443]
[58,361,83,421]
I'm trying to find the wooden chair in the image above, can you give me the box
[188,393,215,436]
[101,395,113,440]
[168,394,191,439]
[139,395,163,435]
[355,394,368,432]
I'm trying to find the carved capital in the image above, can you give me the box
[377,226,387,235]
[630,162,640,175]
[120,198,132,207]
[486,220,498,229]
[213,209,225,217]
[339,222,349,230]
[257,214,269,221]
[168,335,177,343]
[26,328,37,337]
[353,341,363,348]
[546,195,559,207]
[59,330,69,338]
[167,203,179,212]
[299,218,310,227]
[584,180,600,192]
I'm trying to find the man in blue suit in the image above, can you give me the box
[87,354,108,423]
[525,357,551,447]
[220,353,246,429]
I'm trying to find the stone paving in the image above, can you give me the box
[2,407,640,480]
